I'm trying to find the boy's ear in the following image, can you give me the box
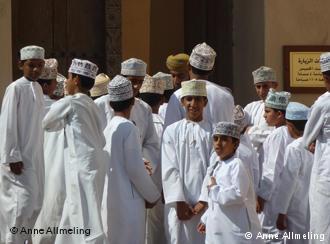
[203,97,208,107]
[18,60,24,70]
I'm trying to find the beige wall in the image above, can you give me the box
[265,0,330,106]
[0,0,12,105]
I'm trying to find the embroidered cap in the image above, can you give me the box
[53,73,66,97]
[140,75,165,94]
[189,42,216,71]
[320,52,330,73]
[233,105,249,132]
[285,102,309,121]
[108,75,133,102]
[39,58,58,80]
[121,58,147,77]
[213,122,241,139]
[265,88,291,110]
[69,58,98,79]
[90,73,110,97]
[252,66,277,84]
[181,79,207,98]
[20,45,45,60]
[153,72,174,90]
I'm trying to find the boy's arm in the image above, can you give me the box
[42,97,71,131]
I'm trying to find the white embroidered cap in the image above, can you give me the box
[53,73,66,97]
[20,45,45,60]
[233,105,249,132]
[140,75,165,94]
[320,52,330,73]
[213,122,241,139]
[108,75,133,102]
[121,58,147,77]
[153,72,174,90]
[39,58,58,80]
[252,66,277,84]
[90,73,110,97]
[285,102,309,121]
[68,58,98,79]
[265,88,291,110]
[189,42,216,71]
[181,79,207,98]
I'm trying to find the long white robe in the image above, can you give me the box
[33,97,66,244]
[158,102,168,121]
[202,156,262,244]
[162,119,213,244]
[43,93,108,244]
[102,116,160,244]
[258,126,294,243]
[164,80,234,128]
[302,98,330,244]
[95,95,159,171]
[274,137,313,244]
[0,77,45,244]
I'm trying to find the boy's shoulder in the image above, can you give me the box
[94,94,110,106]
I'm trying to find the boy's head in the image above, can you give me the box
[19,45,45,81]
[139,75,165,110]
[121,58,147,97]
[90,73,110,100]
[285,102,309,137]
[264,89,291,127]
[180,79,207,122]
[153,72,174,102]
[213,122,240,160]
[252,66,278,101]
[67,59,98,95]
[37,58,58,96]
[108,75,134,112]
[166,53,190,90]
[320,52,330,92]
[233,105,249,133]
[188,42,216,79]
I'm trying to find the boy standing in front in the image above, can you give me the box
[0,45,45,244]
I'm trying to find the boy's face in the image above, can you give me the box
[255,81,278,101]
[170,70,189,90]
[41,79,58,96]
[126,76,144,97]
[264,107,284,126]
[19,59,45,81]
[66,73,78,95]
[322,73,330,92]
[213,134,238,160]
[181,96,207,122]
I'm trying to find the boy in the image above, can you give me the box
[102,75,160,244]
[302,52,330,244]
[198,122,262,244]
[162,79,213,244]
[0,45,45,243]
[42,58,108,244]
[154,72,174,120]
[275,102,312,244]
[166,53,190,90]
[257,89,292,243]
[164,42,234,128]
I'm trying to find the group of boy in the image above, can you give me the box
[0,42,329,244]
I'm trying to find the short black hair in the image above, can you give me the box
[190,65,212,76]
[163,89,174,102]
[109,97,134,112]
[72,73,95,90]
[37,78,52,86]
[139,93,163,107]
[322,70,330,76]
[272,108,286,117]
[286,119,307,132]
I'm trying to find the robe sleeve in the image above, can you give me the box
[42,97,72,131]
[199,152,218,202]
[257,132,285,201]
[209,160,249,206]
[161,127,185,203]
[275,145,301,214]
[302,104,324,148]
[0,85,22,164]
[124,126,160,203]
[164,93,185,129]
[94,97,109,131]
[252,149,260,191]
[244,103,253,125]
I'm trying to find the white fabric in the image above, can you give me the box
[164,80,234,128]
[275,138,313,244]
[43,94,55,115]
[102,116,160,244]
[95,96,160,172]
[158,103,168,121]
[202,156,262,244]
[302,98,330,244]
[258,126,294,243]
[43,93,108,244]
[0,77,45,243]
[162,119,213,244]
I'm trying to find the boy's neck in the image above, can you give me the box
[275,120,286,128]
[185,116,203,123]
[114,110,131,119]
[24,76,36,82]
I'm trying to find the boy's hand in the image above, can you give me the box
[144,160,153,175]
[9,161,24,175]
[256,196,265,213]
[193,201,207,215]
[276,213,287,230]
[176,201,194,220]
[207,176,217,191]
[308,142,316,154]
[197,222,206,234]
